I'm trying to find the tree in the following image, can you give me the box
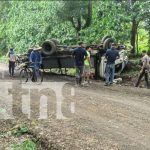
[0,0,150,55]
[57,0,92,38]
[115,0,150,54]
[0,1,62,53]
[83,1,131,44]
[0,1,11,55]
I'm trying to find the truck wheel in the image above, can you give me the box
[42,40,57,56]
[101,35,111,43]
[51,38,60,45]
[103,38,114,50]
[27,48,33,54]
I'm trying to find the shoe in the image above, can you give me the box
[109,83,113,86]
[104,83,109,86]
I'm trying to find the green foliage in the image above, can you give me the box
[11,124,29,136]
[0,1,62,54]
[57,0,92,35]
[81,1,131,44]
[138,26,149,52]
[11,140,36,150]
[0,0,150,55]
[10,124,36,150]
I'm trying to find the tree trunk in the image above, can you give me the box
[70,17,81,39]
[76,17,81,38]
[136,30,139,54]
[83,0,92,29]
[130,18,139,54]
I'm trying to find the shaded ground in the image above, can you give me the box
[0,63,150,150]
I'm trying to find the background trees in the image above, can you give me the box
[0,0,150,55]
[57,0,92,38]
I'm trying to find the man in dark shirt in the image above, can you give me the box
[72,42,87,86]
[105,43,119,86]
[30,47,42,81]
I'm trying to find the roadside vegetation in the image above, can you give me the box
[0,1,150,55]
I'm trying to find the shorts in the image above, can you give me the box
[84,65,90,75]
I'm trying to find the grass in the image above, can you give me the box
[10,124,37,150]
[11,124,30,136]
[11,140,37,150]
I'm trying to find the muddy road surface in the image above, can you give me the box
[0,63,150,150]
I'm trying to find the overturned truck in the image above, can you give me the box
[38,37,128,79]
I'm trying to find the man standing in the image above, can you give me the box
[135,50,150,88]
[8,48,16,77]
[30,47,42,81]
[73,42,87,86]
[105,43,119,86]
[84,46,92,84]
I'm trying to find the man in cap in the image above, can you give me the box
[30,46,42,81]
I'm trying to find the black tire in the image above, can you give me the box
[103,38,114,50]
[27,68,32,78]
[41,40,57,56]
[101,35,111,43]
[27,48,33,56]
[20,69,28,83]
[51,38,60,45]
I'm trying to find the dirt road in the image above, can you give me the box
[0,64,150,150]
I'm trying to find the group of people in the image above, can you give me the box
[72,42,92,86]
[7,43,150,89]
[7,47,42,77]
[72,42,150,88]
[72,42,119,86]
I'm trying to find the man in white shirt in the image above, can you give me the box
[135,50,150,88]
